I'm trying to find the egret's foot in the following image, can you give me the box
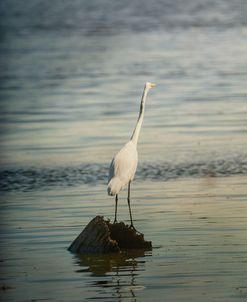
[130,224,143,236]
[130,224,136,231]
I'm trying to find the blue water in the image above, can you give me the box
[1,1,247,301]
[1,0,247,172]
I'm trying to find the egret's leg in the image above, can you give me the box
[114,194,118,223]
[127,182,134,227]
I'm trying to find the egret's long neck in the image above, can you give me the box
[130,86,149,146]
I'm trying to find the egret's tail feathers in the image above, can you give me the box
[107,177,123,196]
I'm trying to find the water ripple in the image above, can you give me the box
[1,0,246,37]
[1,156,246,192]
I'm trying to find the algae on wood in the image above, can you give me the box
[69,216,152,254]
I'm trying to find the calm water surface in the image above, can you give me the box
[1,178,247,301]
[0,0,247,301]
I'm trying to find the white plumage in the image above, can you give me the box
[108,141,138,196]
[107,82,155,227]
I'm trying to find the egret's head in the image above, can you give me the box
[146,82,156,90]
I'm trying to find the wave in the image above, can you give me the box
[1,0,246,37]
[0,156,246,192]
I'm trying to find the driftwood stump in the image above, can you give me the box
[69,216,152,254]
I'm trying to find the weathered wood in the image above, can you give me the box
[68,216,152,254]
[68,216,119,253]
[106,220,152,249]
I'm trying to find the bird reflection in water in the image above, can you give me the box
[74,249,151,301]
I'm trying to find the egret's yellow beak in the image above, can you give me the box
[150,83,156,88]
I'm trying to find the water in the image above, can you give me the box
[1,178,247,301]
[0,0,247,301]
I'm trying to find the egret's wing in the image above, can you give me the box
[108,158,115,182]
[108,142,138,184]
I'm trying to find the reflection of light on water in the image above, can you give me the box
[74,250,150,300]
[200,167,218,188]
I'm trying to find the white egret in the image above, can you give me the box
[107,82,156,228]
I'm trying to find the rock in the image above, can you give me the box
[68,216,152,254]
